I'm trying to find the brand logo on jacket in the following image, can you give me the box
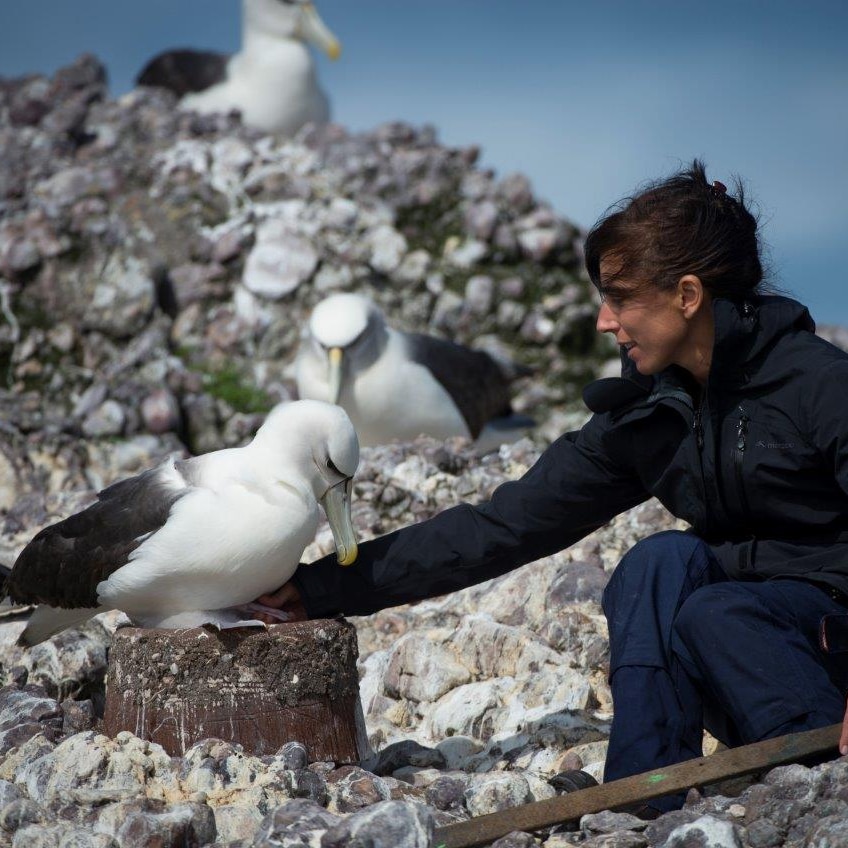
[755,440,795,450]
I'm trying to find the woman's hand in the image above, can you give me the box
[251,582,308,625]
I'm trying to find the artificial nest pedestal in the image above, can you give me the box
[102,618,368,763]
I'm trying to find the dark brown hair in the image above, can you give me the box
[584,160,762,301]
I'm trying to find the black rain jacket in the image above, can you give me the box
[293,295,848,618]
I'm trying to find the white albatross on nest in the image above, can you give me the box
[3,400,359,646]
[136,0,340,135]
[295,293,535,451]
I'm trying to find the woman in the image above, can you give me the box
[258,161,848,816]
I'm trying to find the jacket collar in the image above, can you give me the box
[709,295,815,386]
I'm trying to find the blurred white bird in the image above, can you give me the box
[136,0,341,135]
[295,293,535,451]
[4,400,359,646]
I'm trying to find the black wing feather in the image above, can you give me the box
[6,465,189,609]
[136,49,230,98]
[405,333,514,438]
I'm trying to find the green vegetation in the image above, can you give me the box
[202,365,274,414]
[395,188,464,256]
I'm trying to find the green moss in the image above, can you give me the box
[395,189,464,255]
[202,365,274,414]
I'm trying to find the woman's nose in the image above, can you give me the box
[596,301,619,334]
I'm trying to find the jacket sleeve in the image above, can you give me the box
[292,413,649,618]
[808,357,848,496]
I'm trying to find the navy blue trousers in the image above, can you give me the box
[601,530,848,813]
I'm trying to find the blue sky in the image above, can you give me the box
[2,1,846,324]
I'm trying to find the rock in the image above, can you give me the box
[743,819,783,848]
[580,810,650,835]
[81,400,126,437]
[320,799,434,848]
[643,810,702,847]
[13,824,117,848]
[368,224,408,274]
[0,685,62,739]
[6,616,110,700]
[662,814,742,848]
[547,561,609,606]
[0,798,46,831]
[15,731,172,806]
[86,255,155,338]
[464,773,535,816]
[817,325,848,352]
[384,634,471,703]
[276,741,309,771]
[361,740,446,776]
[490,833,538,848]
[582,833,647,848]
[327,766,391,813]
[464,200,499,241]
[212,804,262,844]
[464,275,495,314]
[797,812,848,846]
[0,781,22,809]
[252,798,340,847]
[140,389,182,435]
[1,237,41,274]
[443,237,487,268]
[93,799,217,848]
[243,223,318,299]
[517,228,561,262]
[435,736,484,770]
[426,679,509,741]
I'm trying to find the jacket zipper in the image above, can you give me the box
[734,406,752,523]
[693,404,704,451]
[692,391,710,534]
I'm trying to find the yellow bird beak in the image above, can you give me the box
[327,346,344,405]
[300,4,342,60]
[320,478,358,566]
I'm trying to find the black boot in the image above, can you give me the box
[547,769,598,794]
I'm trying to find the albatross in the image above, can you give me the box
[295,293,534,451]
[136,0,341,136]
[3,400,359,646]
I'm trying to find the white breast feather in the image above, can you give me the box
[97,483,317,615]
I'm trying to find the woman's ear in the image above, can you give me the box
[678,274,707,318]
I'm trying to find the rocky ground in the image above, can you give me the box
[0,56,847,848]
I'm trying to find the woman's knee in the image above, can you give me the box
[672,583,745,650]
[602,530,708,616]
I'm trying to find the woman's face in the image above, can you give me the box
[595,256,694,376]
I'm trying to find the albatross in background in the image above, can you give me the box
[295,293,535,451]
[3,400,359,646]
[136,0,341,135]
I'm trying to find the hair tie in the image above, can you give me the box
[711,180,727,196]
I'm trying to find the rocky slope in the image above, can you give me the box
[0,55,846,848]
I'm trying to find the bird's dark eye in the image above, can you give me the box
[327,458,339,474]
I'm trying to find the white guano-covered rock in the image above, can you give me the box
[384,634,471,703]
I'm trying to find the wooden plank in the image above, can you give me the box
[435,723,842,848]
[103,619,370,762]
